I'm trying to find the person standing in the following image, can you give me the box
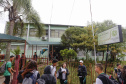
[113,63,122,81]
[3,55,16,84]
[95,63,110,84]
[58,62,69,84]
[50,59,58,80]
[36,65,56,84]
[34,52,38,61]
[78,60,87,84]
[19,53,26,70]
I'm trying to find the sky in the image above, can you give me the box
[0,0,126,33]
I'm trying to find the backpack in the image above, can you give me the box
[36,79,45,84]
[101,74,119,84]
[0,62,6,73]
[22,71,38,84]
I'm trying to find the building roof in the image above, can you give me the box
[27,41,61,45]
[0,33,26,43]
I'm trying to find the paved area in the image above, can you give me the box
[0,76,4,84]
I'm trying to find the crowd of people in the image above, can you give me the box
[2,55,126,84]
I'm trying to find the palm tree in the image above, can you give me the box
[0,0,44,61]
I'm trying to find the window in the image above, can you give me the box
[50,30,65,38]
[29,29,37,36]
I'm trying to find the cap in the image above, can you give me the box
[79,60,83,63]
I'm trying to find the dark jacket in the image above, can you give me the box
[58,67,69,80]
[78,65,87,77]
[38,65,56,84]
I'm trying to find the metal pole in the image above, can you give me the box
[89,0,97,64]
[26,23,30,56]
[105,44,109,73]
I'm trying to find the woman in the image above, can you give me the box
[58,62,69,84]
[21,60,40,84]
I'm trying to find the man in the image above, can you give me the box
[34,52,38,61]
[113,64,122,80]
[113,63,122,83]
[78,60,87,84]
[95,63,110,84]
[50,59,58,80]
[19,53,26,70]
[3,55,16,84]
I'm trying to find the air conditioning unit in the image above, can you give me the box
[42,36,48,41]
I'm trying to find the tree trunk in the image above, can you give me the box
[5,20,15,61]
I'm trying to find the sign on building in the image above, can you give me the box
[98,25,123,45]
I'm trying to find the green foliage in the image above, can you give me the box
[11,46,21,55]
[0,43,7,51]
[60,49,77,60]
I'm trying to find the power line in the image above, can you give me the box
[68,0,75,26]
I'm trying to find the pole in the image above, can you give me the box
[32,45,33,58]
[24,41,26,56]
[26,23,30,56]
[105,44,109,73]
[89,0,97,64]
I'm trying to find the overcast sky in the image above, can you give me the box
[0,0,126,33]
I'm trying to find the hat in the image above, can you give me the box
[79,60,83,63]
[52,59,58,63]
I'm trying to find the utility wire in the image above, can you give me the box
[68,0,75,26]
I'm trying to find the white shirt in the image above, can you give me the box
[61,67,66,79]
[50,65,56,76]
[96,78,103,84]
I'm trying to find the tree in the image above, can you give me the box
[0,0,44,61]
[61,27,86,52]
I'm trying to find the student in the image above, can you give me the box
[21,60,40,84]
[118,66,126,84]
[19,53,26,70]
[34,52,38,61]
[95,63,110,84]
[58,62,69,84]
[36,65,56,84]
[78,60,87,84]
[50,59,58,79]
[3,55,16,84]
[113,63,122,80]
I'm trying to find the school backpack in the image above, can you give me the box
[22,70,39,84]
[101,74,119,84]
[0,62,6,73]
[36,78,45,84]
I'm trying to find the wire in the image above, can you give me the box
[68,0,75,26]
[50,0,54,24]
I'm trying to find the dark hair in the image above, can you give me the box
[52,59,58,63]
[122,66,126,80]
[22,53,24,55]
[26,60,37,70]
[117,63,121,67]
[62,62,66,68]
[10,55,14,58]
[95,63,103,70]
[35,52,36,53]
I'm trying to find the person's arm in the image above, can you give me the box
[58,68,63,74]
[82,66,87,76]
[11,68,16,72]
[66,68,69,75]
[96,78,103,84]
[55,71,57,80]
[8,68,13,76]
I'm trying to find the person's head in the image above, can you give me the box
[22,53,24,57]
[95,63,103,74]
[122,66,126,80]
[52,59,58,66]
[117,63,122,69]
[26,60,37,70]
[34,52,36,55]
[10,55,15,62]
[62,62,66,68]
[79,60,83,66]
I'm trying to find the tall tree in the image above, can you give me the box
[0,0,44,61]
